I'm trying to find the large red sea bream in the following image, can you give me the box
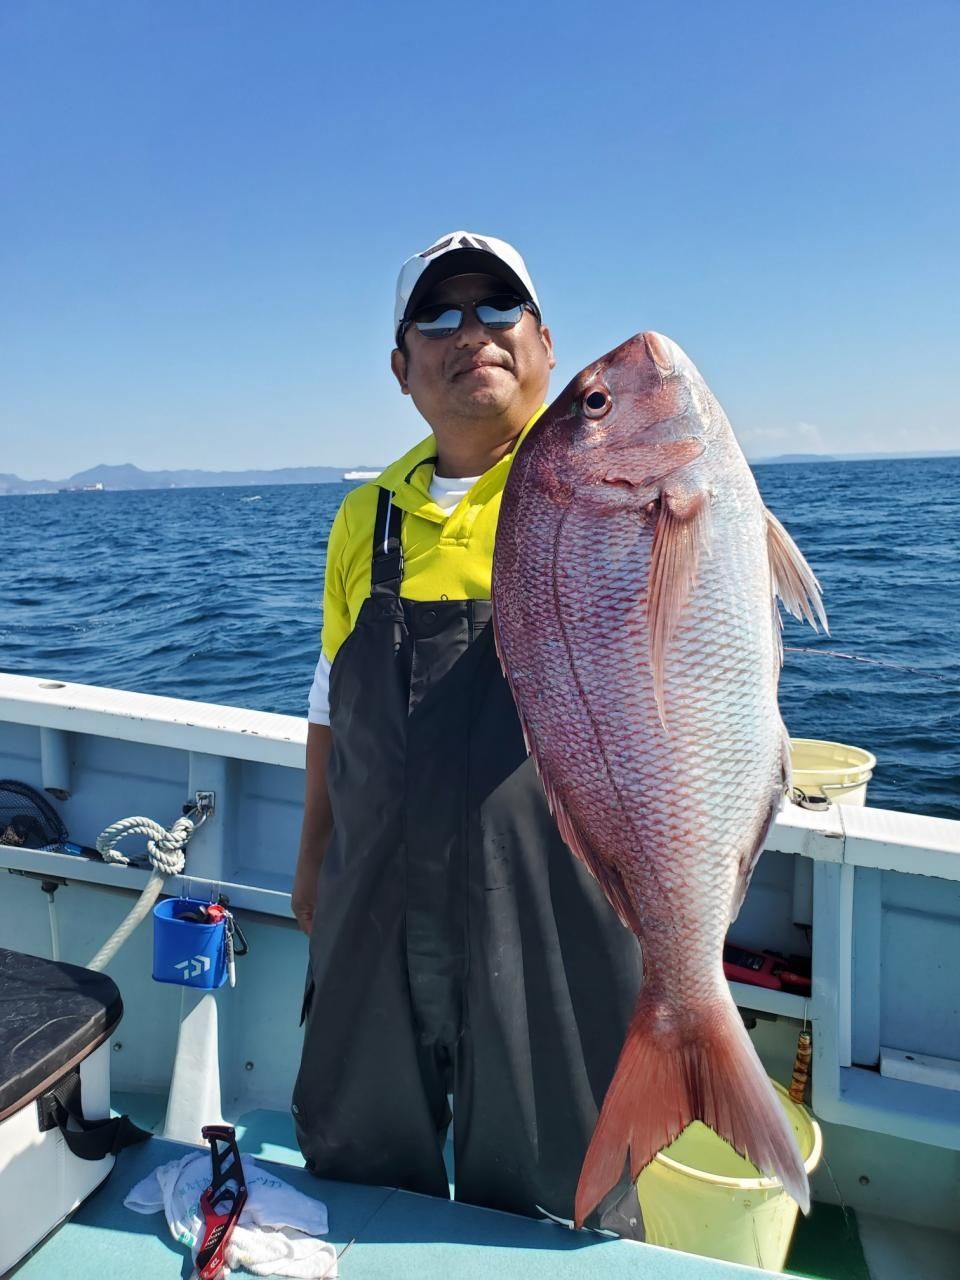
[492,332,826,1226]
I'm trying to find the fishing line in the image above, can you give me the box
[787,999,856,1230]
[783,647,949,681]
[818,1148,855,1233]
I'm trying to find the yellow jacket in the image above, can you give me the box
[321,405,546,662]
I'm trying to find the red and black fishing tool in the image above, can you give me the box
[195,1124,248,1280]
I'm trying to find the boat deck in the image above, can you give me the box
[12,1091,900,1280]
[14,1131,786,1280]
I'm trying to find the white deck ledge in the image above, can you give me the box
[0,670,306,767]
[2,670,959,874]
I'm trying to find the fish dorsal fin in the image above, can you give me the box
[538,767,642,934]
[765,510,828,633]
[648,489,711,730]
[493,597,641,934]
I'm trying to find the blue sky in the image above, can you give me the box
[1,0,957,478]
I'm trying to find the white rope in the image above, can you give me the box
[96,814,194,875]
[86,813,195,972]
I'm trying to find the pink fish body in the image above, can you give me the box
[492,332,826,1226]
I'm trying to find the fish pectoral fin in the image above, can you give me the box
[601,437,704,490]
[766,509,829,633]
[648,487,711,729]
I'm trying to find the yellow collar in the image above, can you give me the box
[378,404,547,522]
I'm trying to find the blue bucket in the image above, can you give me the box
[152,898,228,989]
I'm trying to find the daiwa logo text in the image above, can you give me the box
[174,955,211,980]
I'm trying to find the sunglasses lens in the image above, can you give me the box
[408,295,529,340]
[475,297,525,329]
[413,306,463,338]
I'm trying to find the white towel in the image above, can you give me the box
[125,1150,338,1278]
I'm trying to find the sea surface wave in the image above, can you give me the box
[2,456,958,819]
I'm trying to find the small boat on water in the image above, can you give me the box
[0,670,958,1278]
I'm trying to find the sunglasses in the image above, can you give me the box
[399,294,540,343]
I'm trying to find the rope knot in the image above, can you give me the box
[87,808,205,973]
[97,813,195,877]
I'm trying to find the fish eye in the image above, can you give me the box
[582,387,612,418]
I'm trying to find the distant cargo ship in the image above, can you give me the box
[58,481,105,492]
[343,469,381,481]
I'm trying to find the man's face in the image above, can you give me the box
[391,272,555,426]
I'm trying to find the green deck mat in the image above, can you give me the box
[786,1203,870,1280]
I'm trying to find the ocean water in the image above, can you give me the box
[1,457,958,820]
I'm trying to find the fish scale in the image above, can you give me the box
[492,331,827,1227]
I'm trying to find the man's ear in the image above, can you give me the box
[540,324,557,371]
[391,347,410,395]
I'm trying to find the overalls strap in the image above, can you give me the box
[370,487,404,597]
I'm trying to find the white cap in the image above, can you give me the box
[394,230,541,344]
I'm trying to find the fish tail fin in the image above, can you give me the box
[574,986,810,1228]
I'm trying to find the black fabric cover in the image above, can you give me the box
[0,949,123,1121]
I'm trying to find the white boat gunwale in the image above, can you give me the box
[3,668,960,1274]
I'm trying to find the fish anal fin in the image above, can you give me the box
[766,509,828,633]
[602,437,703,490]
[575,987,810,1229]
[648,488,711,729]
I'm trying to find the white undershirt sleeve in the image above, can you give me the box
[307,652,333,725]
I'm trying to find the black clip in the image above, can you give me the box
[217,894,249,956]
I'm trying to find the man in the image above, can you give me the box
[291,231,643,1236]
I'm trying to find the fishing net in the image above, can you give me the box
[0,780,68,851]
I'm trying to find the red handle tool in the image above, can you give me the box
[195,1124,248,1280]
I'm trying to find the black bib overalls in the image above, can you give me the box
[293,488,643,1230]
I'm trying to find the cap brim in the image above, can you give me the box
[402,249,534,328]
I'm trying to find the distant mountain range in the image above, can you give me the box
[1,450,957,495]
[0,462,383,495]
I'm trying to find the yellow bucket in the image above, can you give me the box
[789,737,876,808]
[637,1081,823,1271]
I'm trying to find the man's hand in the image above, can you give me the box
[293,723,334,936]
[292,855,321,935]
